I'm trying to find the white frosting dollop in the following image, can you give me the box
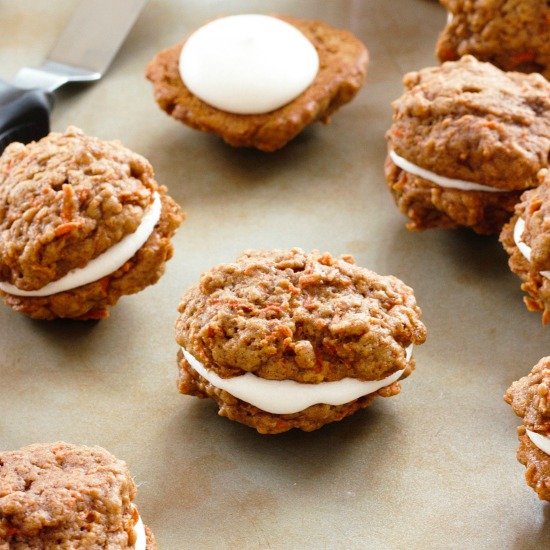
[526,429,550,456]
[179,14,319,114]
[389,150,504,193]
[182,345,413,415]
[0,193,161,297]
[133,512,146,550]
[513,217,550,280]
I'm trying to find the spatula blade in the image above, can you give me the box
[46,0,148,77]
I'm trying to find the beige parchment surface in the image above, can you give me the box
[1,1,549,548]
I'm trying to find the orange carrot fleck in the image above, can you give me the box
[510,50,536,66]
[438,47,458,61]
[61,183,77,222]
[54,221,82,237]
[79,308,109,320]
[94,277,110,295]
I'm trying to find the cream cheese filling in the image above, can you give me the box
[389,150,504,193]
[513,217,550,280]
[129,504,146,550]
[133,512,146,550]
[182,345,413,415]
[134,516,147,550]
[0,193,161,297]
[526,429,550,456]
[179,14,319,114]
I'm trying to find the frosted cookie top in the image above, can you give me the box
[146,15,368,151]
[179,14,319,114]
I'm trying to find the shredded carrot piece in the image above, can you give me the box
[54,221,82,237]
[61,183,77,222]
[510,50,536,66]
[438,47,458,61]
[79,308,109,320]
[98,277,110,293]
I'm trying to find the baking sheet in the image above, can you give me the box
[1,1,549,548]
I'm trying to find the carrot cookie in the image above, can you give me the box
[385,55,550,234]
[504,357,550,501]
[437,0,550,80]
[500,169,550,323]
[146,14,368,152]
[0,442,156,548]
[175,248,426,434]
[0,126,184,320]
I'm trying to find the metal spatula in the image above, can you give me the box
[0,0,148,153]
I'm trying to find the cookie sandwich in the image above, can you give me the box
[437,0,550,80]
[385,55,550,234]
[146,14,368,152]
[175,248,426,434]
[504,357,550,501]
[0,442,156,548]
[0,126,184,320]
[500,169,550,323]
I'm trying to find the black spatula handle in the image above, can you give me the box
[0,80,52,155]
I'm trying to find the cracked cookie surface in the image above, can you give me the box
[437,0,550,79]
[0,442,157,549]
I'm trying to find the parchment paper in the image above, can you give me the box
[1,1,549,548]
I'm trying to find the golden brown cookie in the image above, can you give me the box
[504,357,550,501]
[385,55,550,234]
[146,15,368,152]
[0,127,184,320]
[500,170,550,323]
[437,0,550,79]
[0,442,157,548]
[175,248,426,434]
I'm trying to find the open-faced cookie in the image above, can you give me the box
[175,248,426,434]
[146,14,368,152]
[385,55,550,234]
[0,442,156,548]
[437,0,550,80]
[0,127,184,320]
[504,357,550,501]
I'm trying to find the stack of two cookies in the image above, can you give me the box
[175,248,427,434]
